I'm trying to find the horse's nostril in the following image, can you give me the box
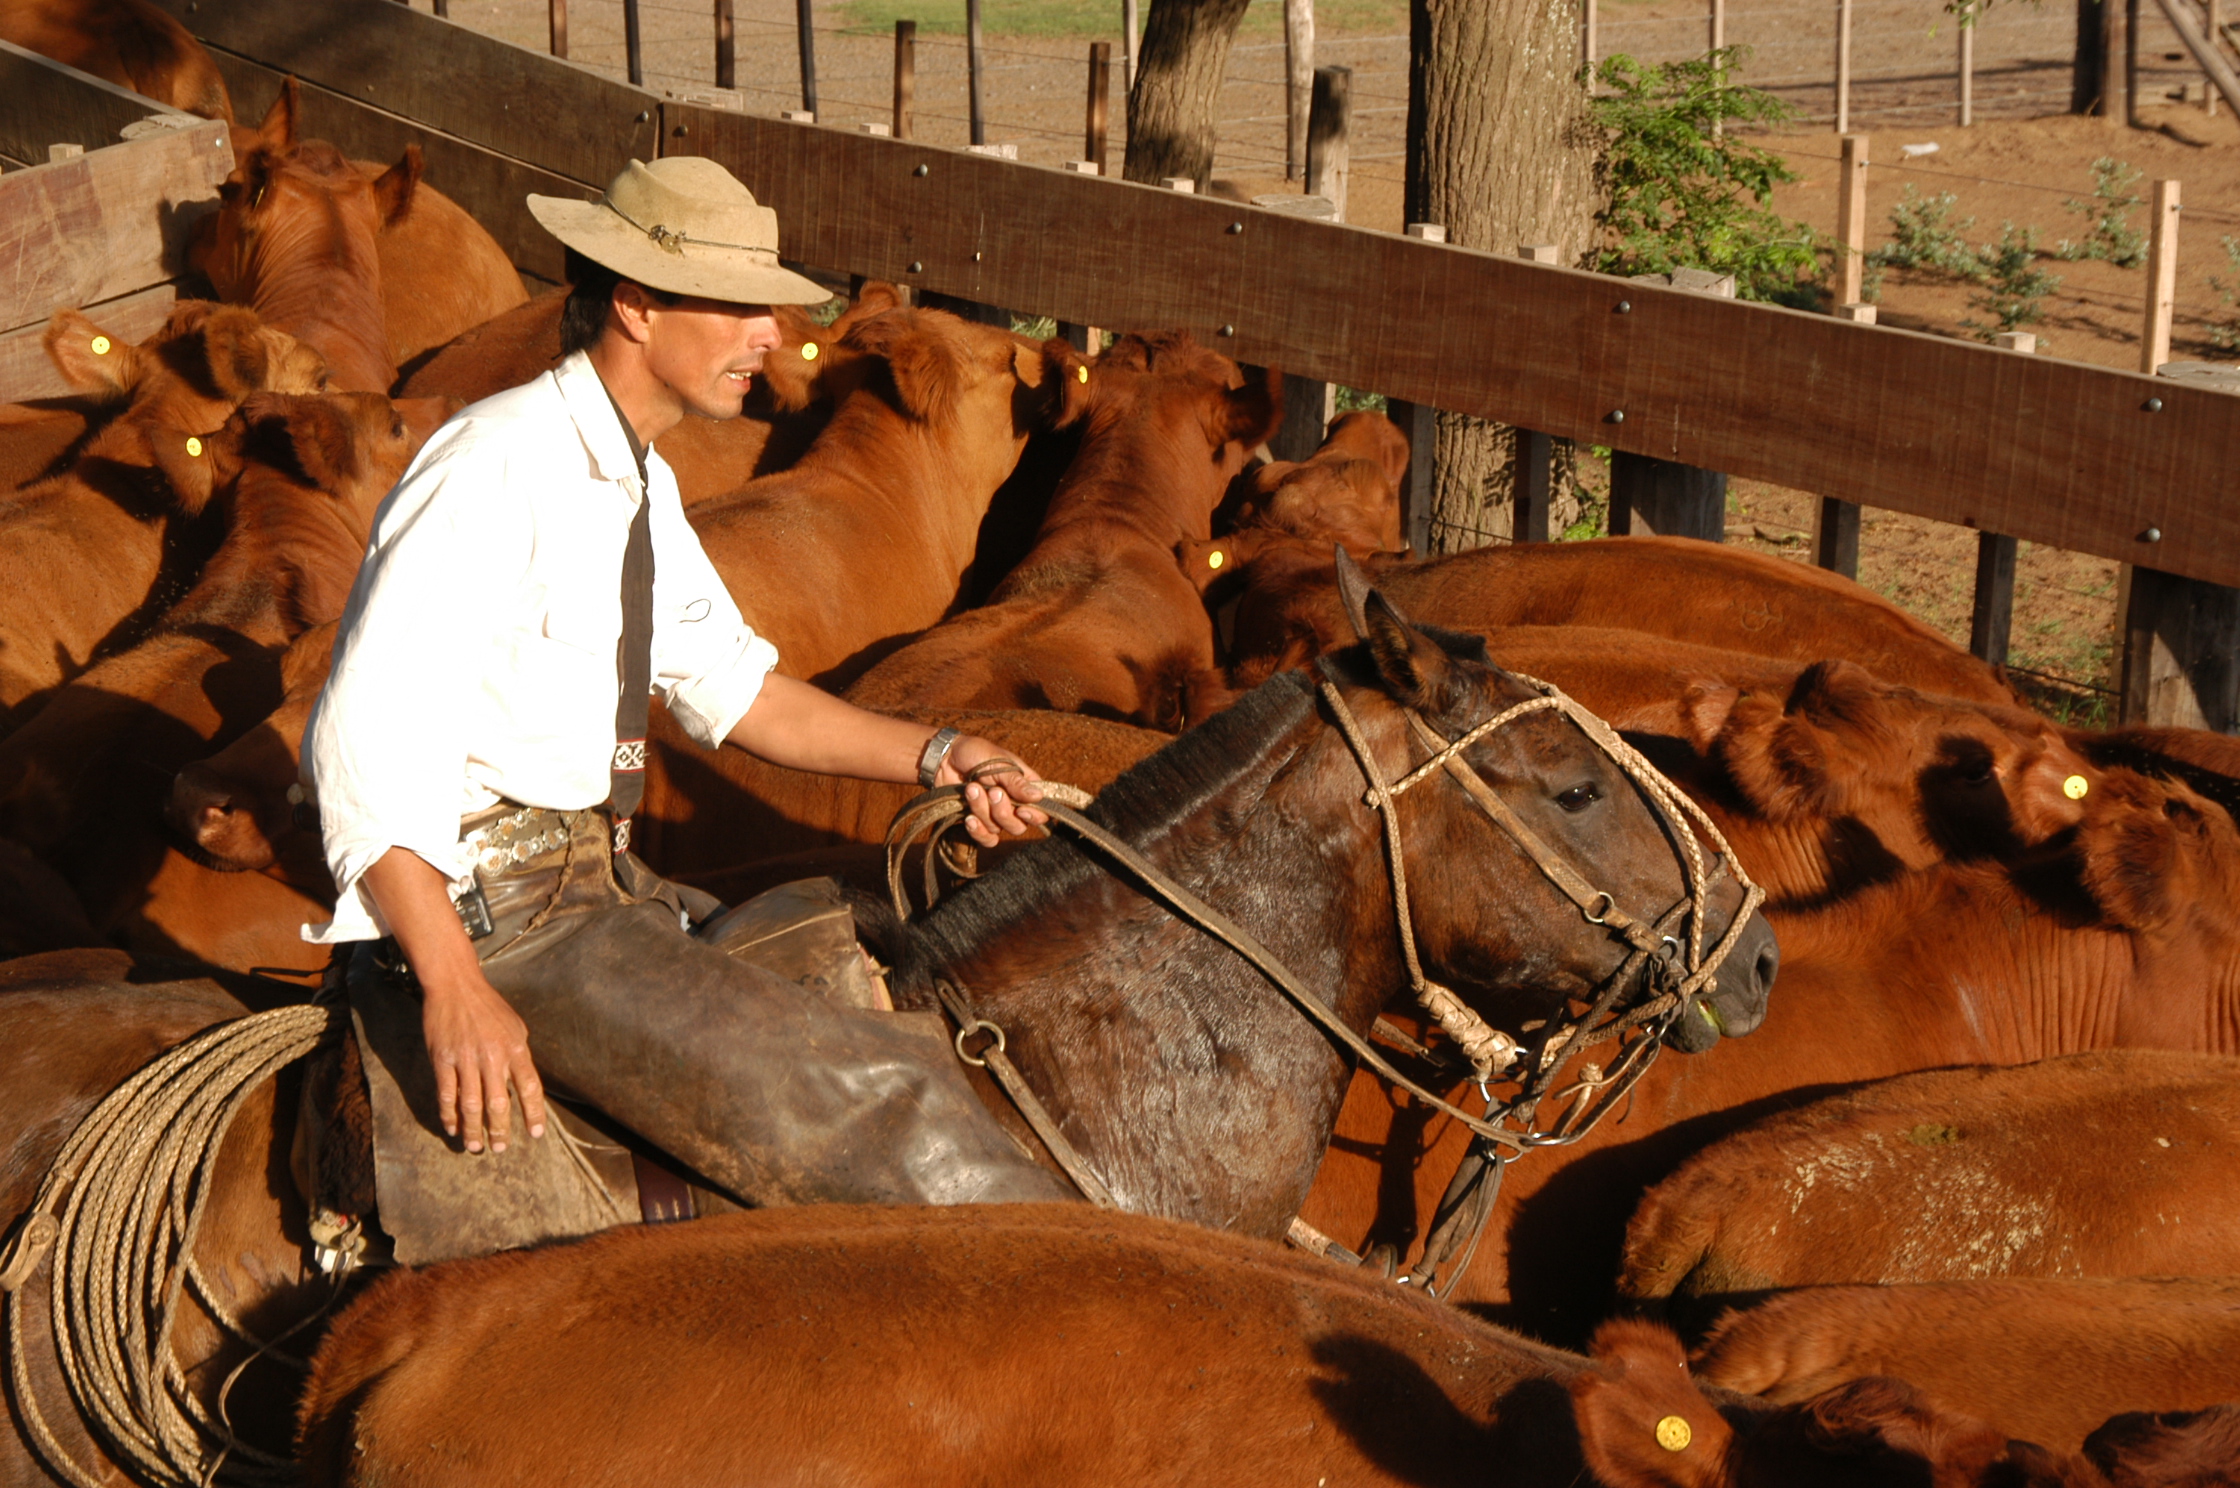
[1754,941,1780,993]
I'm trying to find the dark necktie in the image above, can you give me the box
[610,494,654,854]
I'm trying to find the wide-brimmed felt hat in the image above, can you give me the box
[527,157,828,305]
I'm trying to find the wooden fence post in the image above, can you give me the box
[1305,64,1350,223]
[1958,12,1974,124]
[2122,565,2240,731]
[1836,133,1869,308]
[624,0,643,85]
[2142,178,2180,374]
[1385,222,1446,556]
[1964,330,2037,665]
[1711,0,1725,51]
[1583,0,1598,76]
[2211,0,2222,115]
[1122,0,1139,91]
[795,0,817,115]
[1087,40,1111,173]
[893,20,915,139]
[967,0,987,146]
[2123,0,2140,123]
[1285,0,1313,182]
[1813,305,1875,577]
[549,0,567,57]
[715,0,734,90]
[1835,0,1854,131]
[1610,269,1732,541]
[1514,242,1561,545]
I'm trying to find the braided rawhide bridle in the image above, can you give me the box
[887,667,1763,1297]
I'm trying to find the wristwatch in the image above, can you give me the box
[917,726,962,788]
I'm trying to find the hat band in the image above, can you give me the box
[607,201,781,262]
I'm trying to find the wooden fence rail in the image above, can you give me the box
[93,0,2240,725]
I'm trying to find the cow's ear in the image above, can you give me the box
[1030,336,1093,428]
[1679,681,1743,753]
[43,310,146,400]
[1334,545,1376,641]
[274,395,360,492]
[2076,777,2204,931]
[755,311,827,413]
[877,327,966,425]
[1222,362,1283,449]
[2005,739,2095,844]
[149,417,243,516]
[1715,690,1839,820]
[849,281,903,319]
[372,145,422,228]
[250,76,300,156]
[196,306,278,400]
[1360,588,1463,717]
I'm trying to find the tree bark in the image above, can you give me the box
[1406,0,1601,550]
[1124,0,1255,187]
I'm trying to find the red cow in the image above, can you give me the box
[1692,1276,2240,1456]
[840,331,1278,730]
[1182,409,1410,591]
[295,1204,1599,1488]
[1620,1052,2240,1307]
[0,0,232,120]
[0,302,325,727]
[1225,536,2014,706]
[0,391,451,971]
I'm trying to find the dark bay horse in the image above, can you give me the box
[0,585,1776,1483]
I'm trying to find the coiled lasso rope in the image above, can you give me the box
[0,1002,345,1488]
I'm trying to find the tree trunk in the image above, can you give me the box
[1124,0,1254,187]
[1406,0,1601,551]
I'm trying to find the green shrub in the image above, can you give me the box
[1962,222,2062,339]
[1870,184,1983,280]
[2056,158,2147,267]
[1588,50,1820,307]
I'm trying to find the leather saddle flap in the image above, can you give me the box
[694,876,879,1007]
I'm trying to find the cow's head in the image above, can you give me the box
[169,621,337,886]
[1692,660,2097,872]
[199,136,409,305]
[2073,769,2240,939]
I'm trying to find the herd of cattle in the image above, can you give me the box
[6,5,2240,1483]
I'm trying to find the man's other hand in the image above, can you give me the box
[420,965,548,1155]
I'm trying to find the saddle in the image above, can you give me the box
[296,875,894,1269]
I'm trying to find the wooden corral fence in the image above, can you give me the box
[113,0,2240,730]
[0,44,234,401]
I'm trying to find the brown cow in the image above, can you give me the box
[0,399,94,496]
[198,89,415,392]
[1691,1277,2240,1457]
[0,392,450,970]
[398,283,849,503]
[1296,767,2240,1338]
[1619,1052,2240,1308]
[840,331,1279,730]
[0,302,325,727]
[218,78,528,371]
[295,1204,1595,1488]
[0,0,232,120]
[1568,1318,2212,1488]
[1225,536,2014,706]
[1182,408,1410,598]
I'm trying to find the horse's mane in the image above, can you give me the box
[894,670,1320,980]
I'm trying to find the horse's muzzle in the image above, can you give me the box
[1666,909,1779,1054]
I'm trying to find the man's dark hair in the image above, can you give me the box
[558,247,680,356]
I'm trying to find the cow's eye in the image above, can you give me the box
[1556,782,1600,812]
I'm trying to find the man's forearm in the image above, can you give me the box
[361,848,484,994]
[722,673,945,781]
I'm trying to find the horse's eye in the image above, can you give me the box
[1556,782,1600,812]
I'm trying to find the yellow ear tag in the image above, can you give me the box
[184,436,203,458]
[90,336,112,355]
[2064,774,2090,800]
[1206,549,1225,570]
[1076,365,1088,383]
[1655,1416,1692,1452]
[801,341,819,361]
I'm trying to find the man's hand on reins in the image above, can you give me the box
[938,736,1045,847]
[362,847,549,1155]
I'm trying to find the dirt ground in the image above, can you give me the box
[434,0,2236,717]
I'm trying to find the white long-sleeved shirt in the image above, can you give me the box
[302,351,778,944]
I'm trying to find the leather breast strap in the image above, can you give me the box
[610,495,654,854]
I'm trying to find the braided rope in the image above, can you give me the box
[0,1003,344,1488]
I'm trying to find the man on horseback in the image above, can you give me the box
[301,156,1072,1217]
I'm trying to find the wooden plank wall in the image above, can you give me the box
[663,107,2240,591]
[0,39,205,166]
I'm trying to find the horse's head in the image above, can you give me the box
[1324,552,1779,1072]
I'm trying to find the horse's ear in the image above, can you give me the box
[1362,589,1462,716]
[1334,544,1373,641]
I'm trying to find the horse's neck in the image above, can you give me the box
[913,689,1402,1236]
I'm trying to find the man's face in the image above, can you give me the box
[633,291,783,421]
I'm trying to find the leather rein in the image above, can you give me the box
[884,670,1763,1279]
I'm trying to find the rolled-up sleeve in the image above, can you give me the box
[305,430,530,941]
[649,479,778,748]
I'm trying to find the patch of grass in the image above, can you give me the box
[1588,50,1820,308]
[2056,158,2147,268]
[1961,222,2061,340]
[1334,386,1386,414]
[834,0,1403,40]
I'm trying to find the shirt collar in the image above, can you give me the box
[554,350,645,490]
